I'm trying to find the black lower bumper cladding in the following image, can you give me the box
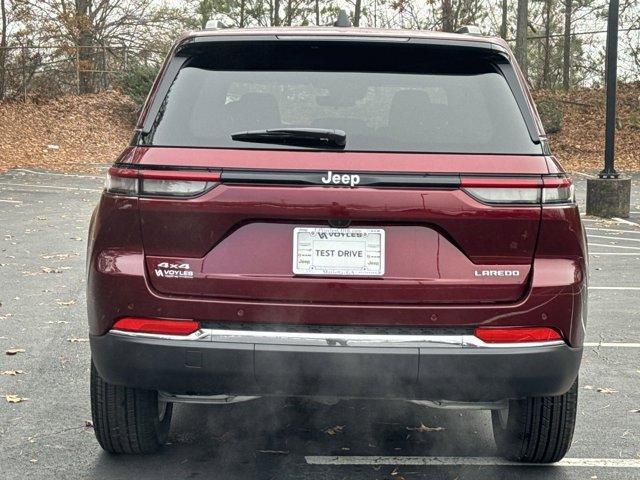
[90,332,582,402]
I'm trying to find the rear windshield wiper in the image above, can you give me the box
[231,128,346,149]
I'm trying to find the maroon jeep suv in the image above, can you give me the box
[87,26,587,462]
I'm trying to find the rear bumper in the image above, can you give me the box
[90,329,582,402]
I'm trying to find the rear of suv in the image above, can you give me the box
[87,27,587,462]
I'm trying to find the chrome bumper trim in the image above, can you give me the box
[110,328,565,349]
[158,392,260,404]
[410,399,509,410]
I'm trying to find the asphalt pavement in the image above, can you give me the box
[0,168,639,480]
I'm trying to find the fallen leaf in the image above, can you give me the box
[324,425,345,435]
[5,348,25,355]
[406,423,446,433]
[68,337,89,343]
[41,267,63,274]
[41,253,73,260]
[21,271,41,276]
[56,300,76,306]
[84,420,94,428]
[46,320,69,324]
[5,394,28,403]
[596,387,618,394]
[583,385,594,390]
[1,370,24,376]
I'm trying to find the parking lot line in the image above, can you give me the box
[589,252,640,255]
[0,182,101,192]
[0,199,22,203]
[10,168,104,179]
[581,218,639,226]
[583,342,640,347]
[613,217,640,227]
[305,456,640,468]
[586,227,640,234]
[588,243,640,250]
[589,286,640,290]
[588,234,640,243]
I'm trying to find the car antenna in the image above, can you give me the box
[333,9,352,27]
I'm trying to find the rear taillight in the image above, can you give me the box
[542,176,575,204]
[474,326,563,344]
[105,167,138,195]
[105,167,220,197]
[112,317,200,335]
[461,176,574,205]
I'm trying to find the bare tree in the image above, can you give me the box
[0,0,7,100]
[239,0,246,27]
[442,0,453,32]
[515,0,528,78]
[562,0,572,90]
[500,0,508,39]
[353,0,362,26]
[75,0,93,94]
[541,0,553,88]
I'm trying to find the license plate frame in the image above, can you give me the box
[292,227,385,276]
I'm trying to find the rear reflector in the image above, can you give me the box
[112,317,200,335]
[474,326,563,343]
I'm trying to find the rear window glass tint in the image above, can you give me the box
[144,42,540,155]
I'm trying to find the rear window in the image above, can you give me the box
[144,42,541,155]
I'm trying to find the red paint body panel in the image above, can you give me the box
[137,184,541,264]
[118,146,551,175]
[87,168,587,346]
[145,223,531,304]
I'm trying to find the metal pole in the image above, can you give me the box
[600,0,619,179]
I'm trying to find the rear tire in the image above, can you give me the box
[492,378,578,463]
[90,361,173,454]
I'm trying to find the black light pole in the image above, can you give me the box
[601,0,619,179]
[586,0,630,218]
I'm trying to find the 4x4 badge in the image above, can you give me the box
[154,262,194,279]
[321,170,361,187]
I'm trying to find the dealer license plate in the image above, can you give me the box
[293,227,385,276]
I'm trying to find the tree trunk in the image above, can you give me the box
[284,0,292,25]
[0,0,7,100]
[542,0,553,88]
[500,0,508,39]
[76,0,93,94]
[562,0,572,90]
[273,0,280,26]
[315,0,320,25]
[442,0,454,32]
[353,0,362,26]
[239,0,246,27]
[515,0,528,79]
